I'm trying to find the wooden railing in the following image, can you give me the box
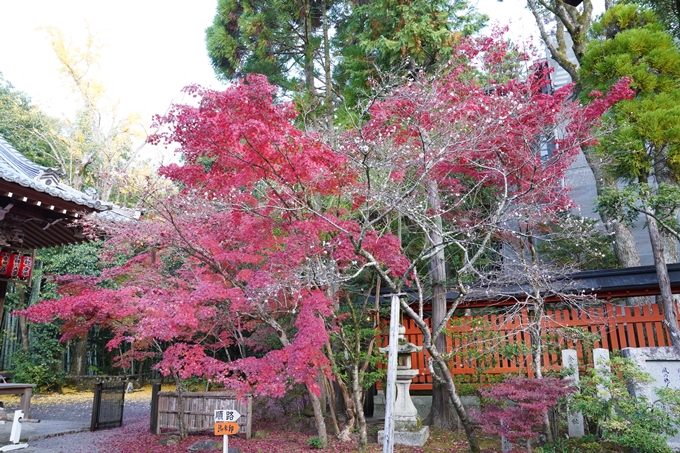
[384,302,671,390]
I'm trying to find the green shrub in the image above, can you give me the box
[11,351,66,392]
[571,357,680,453]
[307,437,324,449]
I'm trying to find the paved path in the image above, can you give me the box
[0,391,151,453]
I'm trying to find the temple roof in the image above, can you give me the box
[371,264,680,311]
[0,135,111,211]
[0,135,112,249]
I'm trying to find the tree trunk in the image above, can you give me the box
[308,389,328,447]
[324,376,341,436]
[654,166,679,265]
[351,362,368,448]
[321,0,334,139]
[529,303,554,443]
[334,377,356,442]
[303,0,316,96]
[69,335,89,376]
[647,213,680,345]
[433,352,480,452]
[279,330,327,445]
[582,147,652,306]
[424,180,457,429]
[174,374,188,439]
[400,298,479,452]
[582,147,642,268]
[424,283,458,429]
[17,285,29,352]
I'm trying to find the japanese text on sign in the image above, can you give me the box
[214,422,240,436]
[214,409,241,422]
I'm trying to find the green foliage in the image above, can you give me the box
[0,72,62,168]
[329,296,386,391]
[11,323,66,392]
[637,0,680,40]
[181,376,209,392]
[38,242,104,277]
[306,436,324,449]
[581,4,680,262]
[205,0,323,92]
[571,357,680,453]
[537,436,603,453]
[536,214,618,271]
[581,4,680,183]
[333,0,487,116]
[11,352,65,392]
[597,183,680,233]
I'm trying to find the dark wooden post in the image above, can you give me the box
[150,382,161,434]
[90,382,102,431]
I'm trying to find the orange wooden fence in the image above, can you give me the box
[386,302,670,390]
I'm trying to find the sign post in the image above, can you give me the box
[383,293,404,453]
[214,409,241,453]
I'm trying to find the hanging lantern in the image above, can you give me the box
[7,254,20,278]
[0,252,34,280]
[0,252,10,276]
[17,255,32,280]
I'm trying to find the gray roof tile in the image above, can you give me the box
[0,135,112,211]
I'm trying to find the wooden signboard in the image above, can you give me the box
[214,422,240,436]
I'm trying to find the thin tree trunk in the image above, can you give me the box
[323,375,341,436]
[321,0,334,139]
[433,352,480,452]
[174,374,188,439]
[17,285,29,352]
[582,148,642,268]
[400,298,479,452]
[278,328,327,445]
[324,337,356,442]
[582,147,652,306]
[351,363,368,448]
[647,213,680,345]
[303,0,315,95]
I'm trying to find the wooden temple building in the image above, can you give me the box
[0,135,113,327]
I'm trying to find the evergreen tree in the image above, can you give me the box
[638,0,680,39]
[581,4,680,344]
[0,73,63,168]
[205,0,327,95]
[333,0,486,116]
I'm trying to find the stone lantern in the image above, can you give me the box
[378,324,430,446]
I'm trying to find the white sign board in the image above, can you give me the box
[214,409,241,423]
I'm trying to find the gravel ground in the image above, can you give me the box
[4,389,153,453]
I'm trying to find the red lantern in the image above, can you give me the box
[7,254,20,278]
[0,252,33,279]
[17,255,32,279]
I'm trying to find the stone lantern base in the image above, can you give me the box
[378,426,430,447]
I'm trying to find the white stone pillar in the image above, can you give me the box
[562,349,584,438]
[593,348,611,400]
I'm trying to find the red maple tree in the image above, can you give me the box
[20,30,633,450]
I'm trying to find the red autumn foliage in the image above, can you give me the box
[476,377,577,451]
[19,29,633,450]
